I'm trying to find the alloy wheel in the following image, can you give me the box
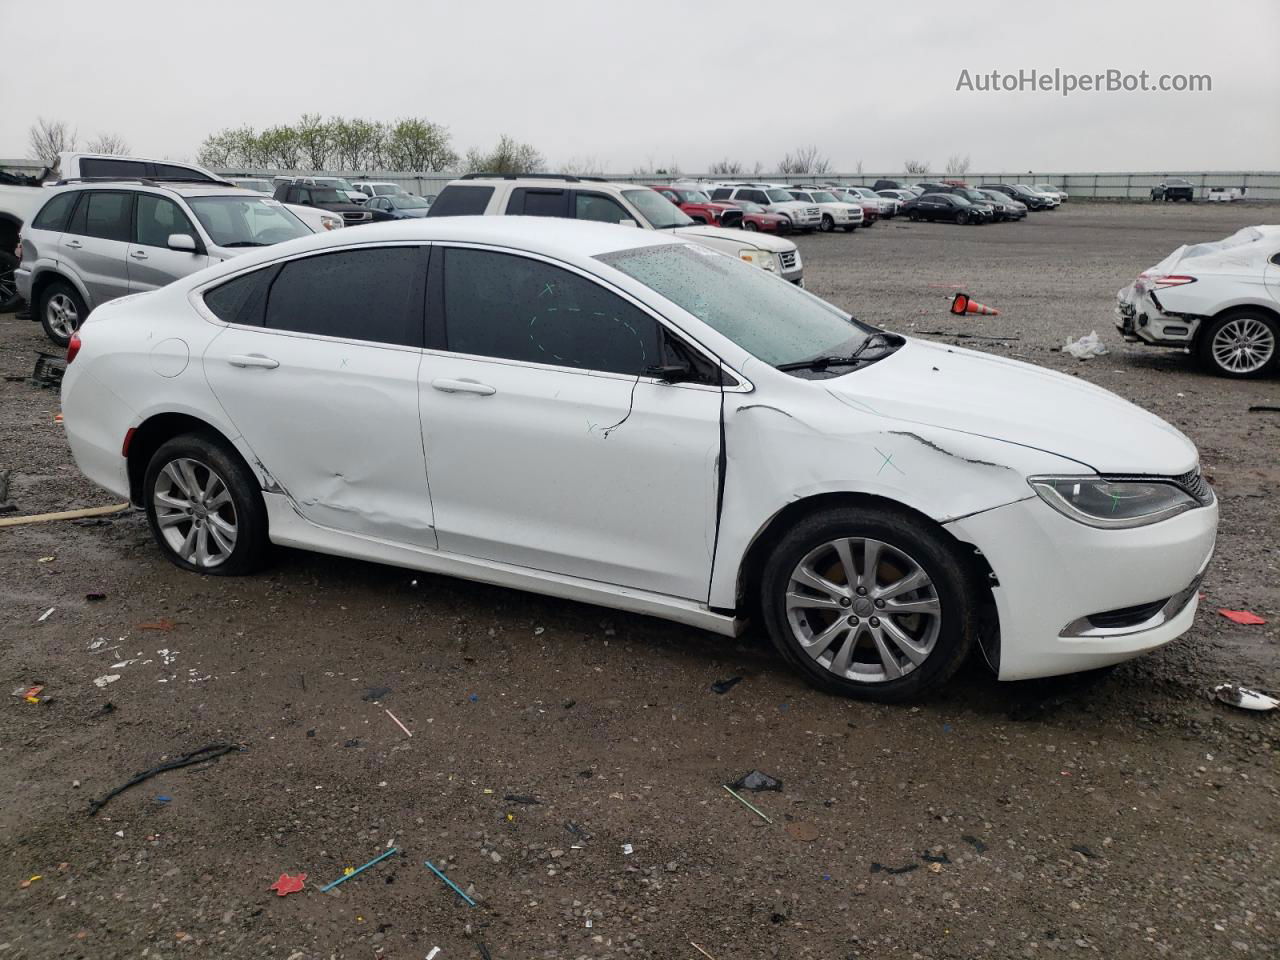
[0,269,16,305]
[1211,317,1275,374]
[785,537,942,683]
[45,293,80,339]
[153,457,239,568]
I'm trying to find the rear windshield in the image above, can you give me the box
[427,185,495,217]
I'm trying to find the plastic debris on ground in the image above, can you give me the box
[721,785,773,824]
[731,770,782,792]
[384,708,413,737]
[1219,608,1267,625]
[269,873,307,896]
[424,859,477,906]
[362,686,391,702]
[785,821,819,842]
[1063,331,1109,359]
[86,742,239,816]
[1213,683,1278,712]
[319,848,398,892]
[710,675,742,694]
[871,861,918,875]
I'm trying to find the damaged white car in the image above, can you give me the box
[1116,225,1280,378]
[61,218,1217,701]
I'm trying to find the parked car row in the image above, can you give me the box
[858,178,1067,226]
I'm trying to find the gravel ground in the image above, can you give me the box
[1,202,1276,960]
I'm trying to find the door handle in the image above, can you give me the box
[130,250,148,260]
[228,354,280,369]
[65,239,82,249]
[431,377,496,396]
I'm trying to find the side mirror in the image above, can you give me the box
[644,361,692,383]
[167,233,197,252]
[618,218,639,228]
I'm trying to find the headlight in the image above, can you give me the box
[320,215,343,231]
[739,249,777,272]
[1028,476,1199,529]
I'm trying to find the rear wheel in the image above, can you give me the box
[143,434,270,575]
[0,251,20,312]
[38,279,87,347]
[1197,310,1279,379]
[760,506,977,702]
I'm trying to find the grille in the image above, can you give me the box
[1176,467,1213,504]
[805,207,819,217]
[342,211,372,222]
[779,250,797,270]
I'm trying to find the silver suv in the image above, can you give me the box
[17,181,313,345]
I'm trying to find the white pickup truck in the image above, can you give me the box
[1,153,339,311]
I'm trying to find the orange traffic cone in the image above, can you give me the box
[950,292,999,316]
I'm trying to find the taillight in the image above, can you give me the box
[66,332,82,364]
[122,427,136,457]
[1151,275,1197,288]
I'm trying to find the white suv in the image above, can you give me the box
[707,184,823,233]
[428,175,804,285]
[786,187,863,233]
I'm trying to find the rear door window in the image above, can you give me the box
[32,191,78,231]
[506,188,569,217]
[69,191,133,242]
[263,246,425,347]
[427,185,495,217]
[441,247,660,376]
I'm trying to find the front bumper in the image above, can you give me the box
[946,493,1217,680]
[15,265,32,302]
[1114,286,1201,346]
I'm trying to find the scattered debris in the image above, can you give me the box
[155,795,171,805]
[29,352,66,389]
[37,607,55,622]
[871,862,919,875]
[690,942,719,960]
[710,676,742,694]
[362,686,391,702]
[384,708,413,738]
[320,848,399,892]
[503,794,541,805]
[731,770,782,792]
[478,943,493,960]
[0,469,14,514]
[426,948,441,960]
[785,822,819,842]
[1071,844,1098,859]
[138,619,177,632]
[424,859,477,907]
[721,784,774,824]
[37,556,55,563]
[565,821,590,840]
[1247,405,1280,413]
[1219,608,1267,625]
[961,834,988,853]
[86,742,240,816]
[921,851,951,864]
[269,873,307,896]
[949,292,999,316]
[0,503,129,528]
[928,861,943,874]
[85,592,106,602]
[93,675,121,689]
[1063,331,1108,359]
[621,843,634,855]
[1213,684,1278,712]
[19,875,41,889]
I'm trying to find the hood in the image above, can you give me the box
[774,200,815,214]
[823,339,1197,475]
[1145,226,1276,276]
[671,223,796,252]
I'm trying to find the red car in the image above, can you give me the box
[714,199,792,233]
[647,185,745,228]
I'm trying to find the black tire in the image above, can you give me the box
[38,278,88,347]
[1195,309,1279,379]
[759,506,978,702]
[908,210,920,222]
[778,218,793,234]
[820,214,834,233]
[743,220,759,231]
[842,224,856,232]
[143,433,270,576]
[0,250,20,313]
[955,210,970,225]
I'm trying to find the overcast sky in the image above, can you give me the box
[2,0,1277,173]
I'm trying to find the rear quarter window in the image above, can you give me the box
[202,267,275,326]
[79,157,147,179]
[427,185,495,217]
[31,191,78,231]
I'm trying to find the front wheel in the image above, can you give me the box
[38,279,88,347]
[955,210,970,225]
[0,251,21,312]
[820,214,834,233]
[759,507,977,702]
[743,220,759,231]
[908,210,920,222]
[143,434,270,575]
[1197,310,1279,379]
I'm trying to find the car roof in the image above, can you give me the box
[183,216,680,284]
[48,181,269,200]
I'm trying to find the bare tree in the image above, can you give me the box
[903,159,931,175]
[560,155,605,176]
[944,153,972,176]
[464,135,543,175]
[85,133,130,156]
[708,158,744,176]
[853,159,864,175]
[777,145,831,176]
[631,157,682,178]
[28,118,77,167]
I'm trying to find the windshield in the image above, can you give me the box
[735,200,765,213]
[598,243,873,368]
[372,184,405,195]
[187,196,312,247]
[810,191,839,202]
[676,189,711,203]
[622,189,693,229]
[317,178,355,191]
[391,195,430,209]
[308,187,346,203]
[958,189,987,202]
[951,195,971,206]
[790,192,813,202]
[765,189,794,202]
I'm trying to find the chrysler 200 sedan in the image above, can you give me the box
[60,218,1218,701]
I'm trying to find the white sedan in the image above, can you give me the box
[61,218,1217,701]
[1116,225,1280,377]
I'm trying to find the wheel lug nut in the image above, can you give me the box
[839,597,851,607]
[847,616,858,625]
[856,586,867,596]
[874,599,885,609]
[869,617,880,627]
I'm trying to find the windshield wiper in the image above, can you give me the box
[775,331,902,372]
[220,241,268,247]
